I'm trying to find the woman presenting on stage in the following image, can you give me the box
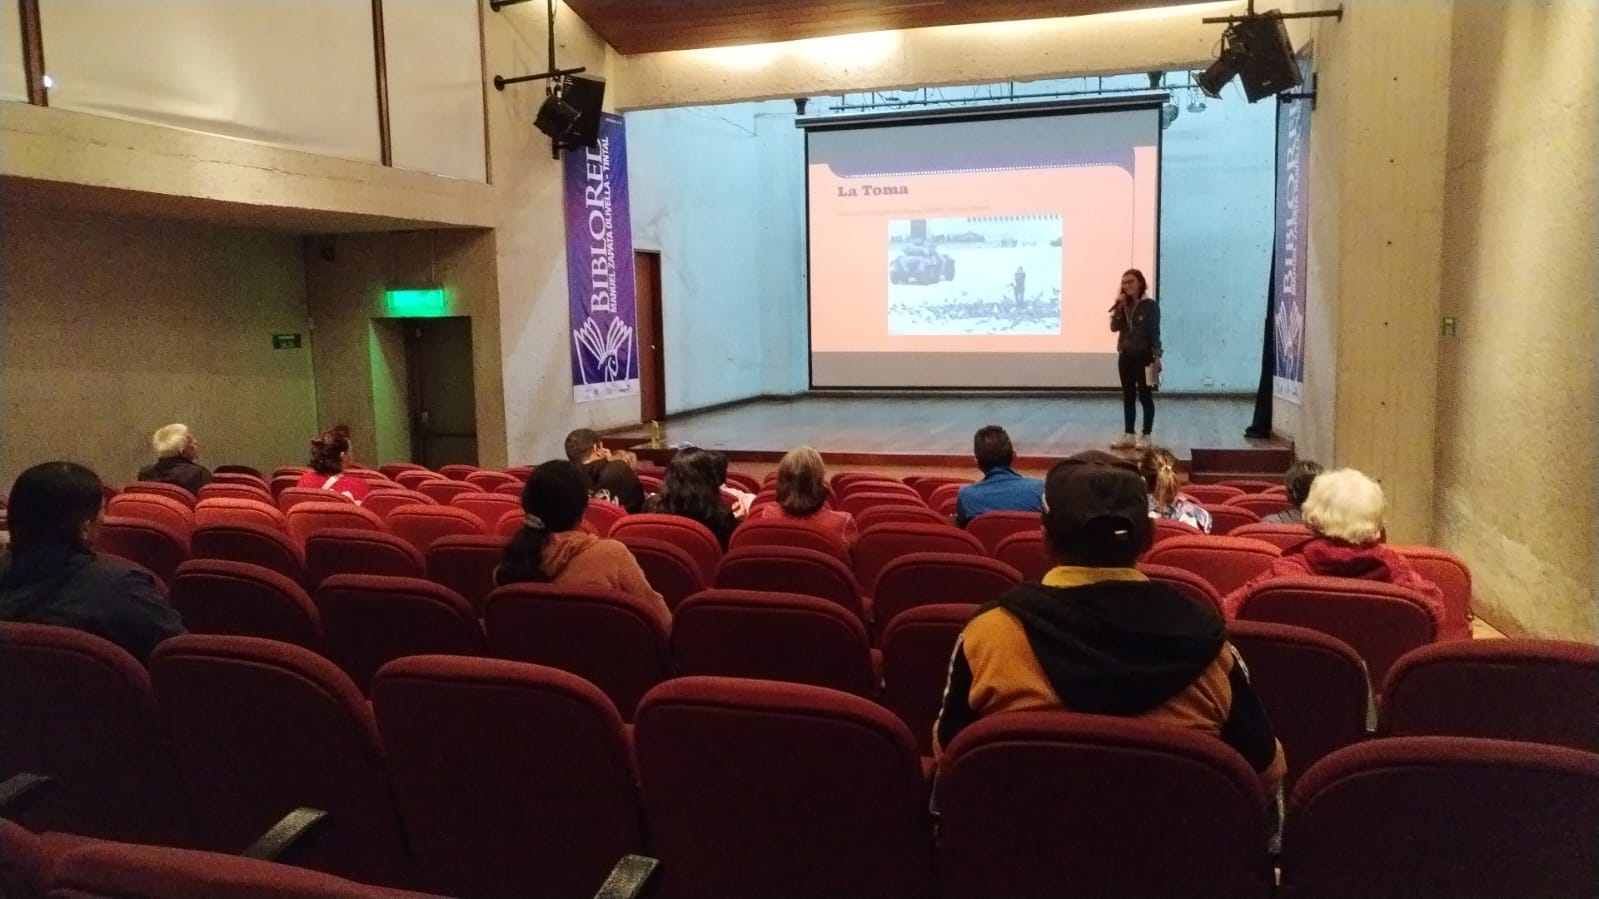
[1110,268,1161,450]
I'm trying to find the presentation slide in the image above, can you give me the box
[805,103,1161,388]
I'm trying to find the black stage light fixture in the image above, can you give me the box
[533,75,606,149]
[1233,11,1302,102]
[1195,34,1245,100]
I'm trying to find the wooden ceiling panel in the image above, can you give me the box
[564,0,1201,55]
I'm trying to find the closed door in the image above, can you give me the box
[635,250,666,422]
[405,317,478,467]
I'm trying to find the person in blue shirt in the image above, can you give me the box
[954,426,1046,527]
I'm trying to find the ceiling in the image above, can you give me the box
[563,0,1200,55]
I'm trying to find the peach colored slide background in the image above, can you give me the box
[809,145,1157,354]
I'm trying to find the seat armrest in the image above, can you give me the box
[240,807,327,861]
[0,772,52,814]
[591,854,660,899]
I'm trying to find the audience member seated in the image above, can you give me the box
[294,429,371,504]
[136,423,212,496]
[748,446,859,548]
[954,425,1046,527]
[564,428,645,513]
[496,460,668,624]
[1262,459,1324,525]
[1141,446,1213,533]
[1222,468,1445,625]
[0,462,185,662]
[643,448,737,550]
[708,450,755,520]
[934,450,1284,789]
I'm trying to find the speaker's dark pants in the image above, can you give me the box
[1118,352,1154,435]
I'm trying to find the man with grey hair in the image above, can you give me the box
[136,423,212,496]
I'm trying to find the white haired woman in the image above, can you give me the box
[136,423,212,496]
[1221,469,1444,624]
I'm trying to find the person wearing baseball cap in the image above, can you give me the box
[932,450,1285,789]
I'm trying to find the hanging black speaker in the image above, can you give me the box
[1234,12,1302,102]
[534,75,606,149]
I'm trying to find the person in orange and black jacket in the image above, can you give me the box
[932,450,1286,791]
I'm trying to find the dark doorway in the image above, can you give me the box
[636,250,666,423]
[404,316,478,468]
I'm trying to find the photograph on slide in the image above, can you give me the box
[886,216,1063,336]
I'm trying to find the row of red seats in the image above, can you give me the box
[4,622,1595,898]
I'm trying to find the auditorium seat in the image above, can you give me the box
[937,712,1271,899]
[581,498,629,537]
[993,531,1052,581]
[715,546,869,623]
[1235,575,1437,684]
[484,583,672,721]
[304,529,426,586]
[725,470,761,494]
[464,469,520,491]
[872,553,1020,632]
[451,492,520,531]
[269,473,303,498]
[502,464,534,482]
[1229,522,1312,550]
[1389,545,1473,640]
[425,534,505,614]
[1138,563,1226,615]
[285,501,386,548]
[496,507,527,537]
[1281,737,1599,899]
[106,492,194,538]
[212,466,266,482]
[634,677,933,899]
[1142,535,1281,596]
[191,522,308,586]
[880,603,974,755]
[394,469,445,490]
[170,559,323,650]
[0,623,195,846]
[623,536,709,611]
[415,479,482,505]
[378,462,430,480]
[672,589,877,696]
[638,474,665,494]
[838,490,926,518]
[271,465,311,480]
[1182,484,1246,505]
[830,471,899,492]
[438,464,480,481]
[854,523,984,595]
[197,481,274,505]
[315,575,484,692]
[965,510,1040,554]
[611,514,724,583]
[362,488,438,520]
[1381,639,1599,751]
[149,635,415,888]
[1216,479,1281,494]
[1202,503,1262,535]
[728,518,851,565]
[386,504,486,554]
[906,475,970,504]
[122,480,198,508]
[1152,517,1204,544]
[95,516,189,588]
[371,656,645,899]
[1226,494,1295,519]
[834,480,920,502]
[855,503,950,530]
[276,486,355,514]
[1227,621,1369,791]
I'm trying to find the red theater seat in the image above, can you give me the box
[1282,737,1599,899]
[993,531,1052,581]
[170,559,323,650]
[149,635,415,888]
[387,504,486,554]
[1389,544,1473,640]
[623,536,709,611]
[1227,620,1370,791]
[880,603,974,755]
[314,575,484,693]
[371,656,645,899]
[582,498,629,536]
[635,677,933,899]
[0,624,195,846]
[285,501,386,548]
[728,517,851,565]
[106,492,194,538]
[1138,562,1226,615]
[1235,575,1437,685]
[872,553,1020,632]
[378,462,430,479]
[1217,479,1281,494]
[394,469,445,490]
[1226,494,1296,519]
[672,589,877,696]
[197,481,276,506]
[611,514,723,583]
[715,546,868,623]
[122,480,198,508]
[1143,535,1280,596]
[484,583,672,721]
[95,516,188,588]
[276,486,355,514]
[856,504,949,530]
[937,712,1271,899]
[1153,517,1204,544]
[1202,503,1263,536]
[1182,484,1246,505]
[1229,522,1312,550]
[305,528,426,586]
[362,489,437,521]
[907,475,970,504]
[854,523,984,595]
[464,470,520,491]
[1381,638,1599,751]
[190,522,307,586]
[452,492,520,532]
[438,464,480,481]
[838,490,925,518]
[425,534,505,615]
[417,479,481,505]
[965,510,1040,554]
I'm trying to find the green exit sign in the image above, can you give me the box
[385,287,448,318]
[272,333,302,349]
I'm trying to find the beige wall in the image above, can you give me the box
[1433,0,1598,640]
[0,205,318,486]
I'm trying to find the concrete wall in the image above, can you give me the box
[0,205,318,485]
[1433,0,1598,640]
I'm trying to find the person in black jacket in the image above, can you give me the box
[0,462,185,662]
[1109,269,1161,450]
[643,448,737,549]
[136,423,212,496]
[564,428,645,513]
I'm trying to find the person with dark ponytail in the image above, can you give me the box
[642,448,738,549]
[294,428,370,504]
[496,460,667,624]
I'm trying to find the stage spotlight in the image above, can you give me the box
[1196,36,1244,99]
[1187,97,1207,114]
[1161,102,1180,129]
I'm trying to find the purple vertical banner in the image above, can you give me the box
[565,113,639,403]
[1272,86,1311,403]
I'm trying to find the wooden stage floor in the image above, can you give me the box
[610,392,1282,471]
